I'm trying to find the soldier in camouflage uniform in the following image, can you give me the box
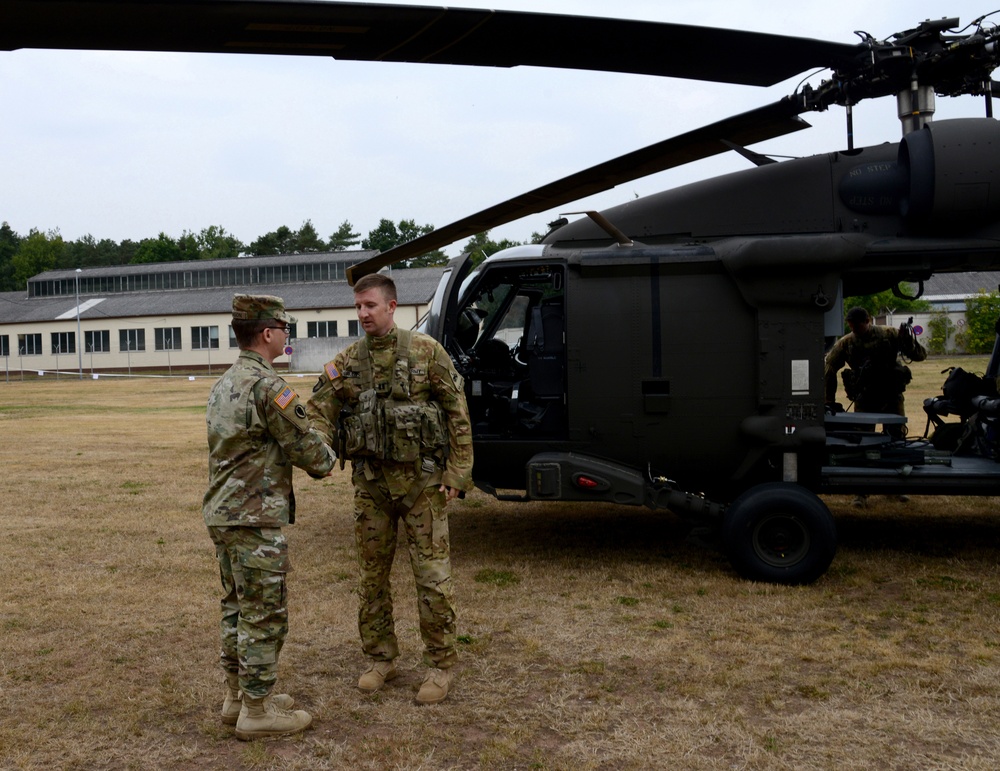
[203,294,335,739]
[307,273,473,705]
[824,306,928,428]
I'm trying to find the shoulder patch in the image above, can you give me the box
[325,362,340,381]
[274,387,295,410]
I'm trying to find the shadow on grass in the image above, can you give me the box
[449,498,729,574]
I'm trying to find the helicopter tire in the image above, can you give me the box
[721,482,836,585]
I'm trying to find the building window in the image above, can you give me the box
[308,320,337,338]
[229,325,238,348]
[288,322,298,339]
[348,320,360,337]
[0,335,8,357]
[155,327,182,351]
[119,329,146,352]
[18,333,42,355]
[85,330,111,353]
[191,326,219,350]
[51,331,76,355]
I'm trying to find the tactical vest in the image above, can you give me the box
[339,329,449,463]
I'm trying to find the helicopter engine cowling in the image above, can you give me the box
[898,118,1000,230]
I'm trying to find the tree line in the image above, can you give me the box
[0,217,531,292]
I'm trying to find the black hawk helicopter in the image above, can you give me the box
[6,1,1000,584]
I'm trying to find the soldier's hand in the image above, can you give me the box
[439,484,460,502]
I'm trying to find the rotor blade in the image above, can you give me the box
[345,98,809,283]
[0,0,861,87]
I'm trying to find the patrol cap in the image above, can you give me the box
[846,306,870,323]
[231,294,296,324]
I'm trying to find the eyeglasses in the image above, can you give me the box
[264,325,290,335]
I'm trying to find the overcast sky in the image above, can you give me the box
[1,0,996,256]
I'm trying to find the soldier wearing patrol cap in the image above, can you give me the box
[203,293,335,739]
[308,273,473,705]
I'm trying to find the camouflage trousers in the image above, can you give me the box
[352,472,457,669]
[208,526,290,699]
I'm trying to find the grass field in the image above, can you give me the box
[1,357,998,769]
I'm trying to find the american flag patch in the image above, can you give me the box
[274,387,295,410]
[325,362,340,380]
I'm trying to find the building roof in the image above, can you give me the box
[0,266,444,325]
[921,271,1000,299]
[30,250,376,281]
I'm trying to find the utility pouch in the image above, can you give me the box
[420,402,449,456]
[385,402,423,463]
[342,388,385,458]
[341,412,366,457]
[358,388,385,457]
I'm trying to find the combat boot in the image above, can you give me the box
[358,660,398,692]
[415,667,452,705]
[234,695,312,740]
[221,673,294,726]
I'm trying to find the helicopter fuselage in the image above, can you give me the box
[427,118,1000,517]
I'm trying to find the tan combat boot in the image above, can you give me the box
[415,667,453,705]
[357,660,398,693]
[234,694,312,740]
[221,673,294,725]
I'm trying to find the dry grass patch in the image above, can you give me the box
[0,362,999,769]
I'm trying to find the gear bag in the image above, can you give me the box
[941,366,997,404]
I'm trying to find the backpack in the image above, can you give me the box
[941,367,996,404]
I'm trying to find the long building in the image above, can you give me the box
[0,251,444,376]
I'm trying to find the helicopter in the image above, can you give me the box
[6,1,1000,585]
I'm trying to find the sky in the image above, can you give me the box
[1,0,997,257]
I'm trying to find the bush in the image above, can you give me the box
[926,310,955,355]
[957,291,1000,354]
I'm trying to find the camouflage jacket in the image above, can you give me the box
[203,350,335,528]
[307,325,474,496]
[824,324,927,402]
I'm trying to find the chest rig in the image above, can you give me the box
[339,329,451,510]
[340,329,449,465]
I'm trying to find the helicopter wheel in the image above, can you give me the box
[721,482,836,585]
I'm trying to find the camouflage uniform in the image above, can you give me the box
[308,325,473,670]
[203,296,335,699]
[824,323,928,416]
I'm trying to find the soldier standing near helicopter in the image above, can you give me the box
[307,273,473,705]
[824,306,928,437]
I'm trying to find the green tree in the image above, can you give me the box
[11,228,64,288]
[0,221,23,291]
[117,239,140,265]
[926,310,956,355]
[842,285,931,332]
[293,220,326,253]
[461,231,522,267]
[132,232,181,264]
[197,225,244,260]
[63,234,127,269]
[247,225,296,256]
[177,230,200,261]
[362,218,446,268]
[329,220,360,251]
[958,290,1000,354]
